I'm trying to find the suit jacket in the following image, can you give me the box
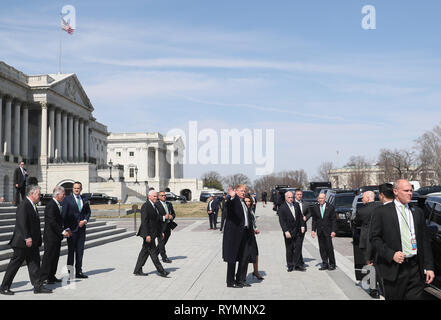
[137,200,165,240]
[207,199,219,214]
[155,201,176,231]
[311,202,336,236]
[353,202,382,250]
[13,167,27,188]
[369,202,434,282]
[43,199,64,244]
[222,196,254,263]
[296,200,312,232]
[278,202,304,239]
[61,194,91,233]
[9,199,42,248]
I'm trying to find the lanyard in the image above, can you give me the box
[399,205,414,238]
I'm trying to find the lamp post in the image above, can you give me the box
[108,159,114,182]
[135,166,139,184]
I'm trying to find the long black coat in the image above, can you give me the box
[9,199,42,249]
[137,201,165,240]
[369,202,434,282]
[43,199,64,244]
[353,202,382,253]
[311,202,336,235]
[222,196,254,263]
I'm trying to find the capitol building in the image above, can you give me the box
[0,62,205,203]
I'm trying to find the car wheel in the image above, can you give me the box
[107,199,112,205]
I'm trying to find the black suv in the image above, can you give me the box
[416,186,441,196]
[82,193,118,205]
[326,191,357,236]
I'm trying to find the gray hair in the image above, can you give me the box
[27,184,41,196]
[52,186,65,197]
[285,191,293,200]
[148,189,157,197]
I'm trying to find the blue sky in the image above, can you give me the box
[1,0,441,182]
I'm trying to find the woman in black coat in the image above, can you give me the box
[244,196,263,280]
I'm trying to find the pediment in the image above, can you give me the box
[49,75,93,110]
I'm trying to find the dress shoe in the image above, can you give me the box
[295,266,307,272]
[227,283,242,288]
[369,289,380,299]
[34,286,52,294]
[159,271,170,278]
[236,281,251,287]
[287,266,294,272]
[162,258,172,263]
[133,271,148,276]
[47,277,62,284]
[0,288,14,295]
[319,265,328,271]
[328,265,336,271]
[76,272,89,279]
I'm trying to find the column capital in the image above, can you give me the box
[39,101,48,109]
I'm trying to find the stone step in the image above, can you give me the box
[0,222,116,242]
[0,229,135,272]
[0,207,45,214]
[0,220,105,234]
[0,217,97,227]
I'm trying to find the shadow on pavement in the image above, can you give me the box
[84,268,115,276]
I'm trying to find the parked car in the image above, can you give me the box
[165,192,187,203]
[82,193,118,205]
[416,186,441,196]
[38,193,53,206]
[199,191,224,202]
[326,191,357,236]
[301,190,317,204]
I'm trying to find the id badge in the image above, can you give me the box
[411,237,417,251]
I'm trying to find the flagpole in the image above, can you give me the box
[58,13,62,74]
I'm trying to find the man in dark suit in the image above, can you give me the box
[311,193,337,270]
[133,190,169,277]
[370,179,435,300]
[353,190,382,298]
[219,193,227,232]
[222,185,254,288]
[156,191,176,263]
[207,196,218,230]
[278,191,306,272]
[13,161,28,206]
[294,189,311,267]
[39,186,72,285]
[0,185,52,295]
[62,181,91,279]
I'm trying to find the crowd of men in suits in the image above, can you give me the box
[0,181,91,295]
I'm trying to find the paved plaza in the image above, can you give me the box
[0,202,375,300]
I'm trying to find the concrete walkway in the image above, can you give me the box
[0,202,374,300]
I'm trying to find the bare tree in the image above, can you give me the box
[201,171,224,191]
[377,148,423,183]
[315,161,334,182]
[346,156,370,189]
[223,173,251,189]
[416,123,441,184]
[277,170,308,189]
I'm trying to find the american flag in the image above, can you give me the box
[61,17,74,35]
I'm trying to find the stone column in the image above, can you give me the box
[0,95,2,154]
[79,119,84,162]
[84,122,89,162]
[21,105,28,158]
[62,112,68,161]
[55,109,62,160]
[13,101,21,157]
[74,117,79,162]
[155,147,159,179]
[68,115,73,162]
[40,102,48,164]
[170,149,175,179]
[48,106,55,160]
[5,97,12,155]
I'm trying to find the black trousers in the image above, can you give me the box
[40,240,62,282]
[226,229,250,284]
[220,211,227,231]
[15,186,26,206]
[67,228,86,273]
[284,234,303,268]
[1,246,41,289]
[134,238,165,274]
[208,213,216,229]
[383,257,425,300]
[317,232,336,266]
[298,233,306,264]
[214,210,218,228]
[158,227,171,260]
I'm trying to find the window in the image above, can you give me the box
[129,168,135,178]
[129,151,134,157]
[116,152,121,157]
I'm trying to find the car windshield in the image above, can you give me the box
[302,191,315,199]
[335,195,355,208]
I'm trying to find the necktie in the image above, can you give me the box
[33,203,38,214]
[289,204,295,218]
[320,205,324,218]
[163,202,169,214]
[76,196,82,212]
[400,205,412,256]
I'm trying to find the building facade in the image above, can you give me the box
[0,61,108,200]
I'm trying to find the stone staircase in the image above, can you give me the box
[0,206,135,272]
